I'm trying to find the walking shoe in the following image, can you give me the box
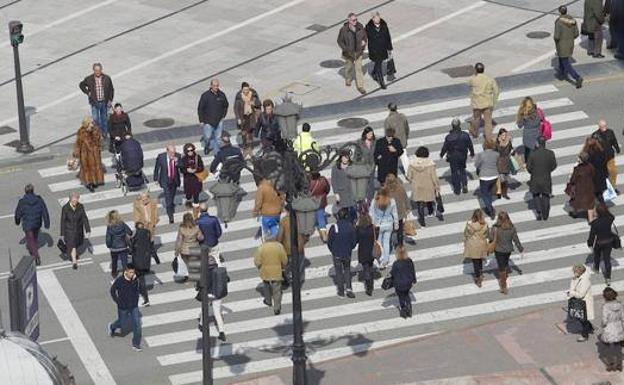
[345,80,352,87]
[593,54,605,58]
[218,332,227,342]
[106,322,115,337]
[576,335,588,342]
[168,216,174,224]
[203,147,210,155]
[606,278,611,286]
[72,263,78,270]
[132,345,143,352]
[357,87,366,95]
[263,299,272,307]
[35,257,41,266]
[346,290,355,299]
[399,309,407,319]
[337,291,345,298]
[462,186,468,194]
[274,309,281,316]
[141,300,150,307]
[591,266,600,274]
[575,77,583,89]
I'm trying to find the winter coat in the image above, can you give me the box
[388,186,410,220]
[517,110,541,150]
[73,126,104,186]
[60,202,90,249]
[327,219,357,259]
[391,258,416,292]
[591,129,620,160]
[108,112,131,140]
[179,153,204,198]
[568,270,594,320]
[110,275,140,310]
[588,214,615,248]
[277,215,308,256]
[174,225,203,256]
[440,129,474,165]
[475,149,500,179]
[197,89,229,127]
[584,0,605,33]
[209,144,244,183]
[384,111,410,149]
[554,15,580,58]
[369,198,398,231]
[132,197,159,235]
[253,180,284,217]
[601,301,624,343]
[587,150,608,194]
[196,212,222,248]
[463,221,490,259]
[609,0,624,32]
[407,157,439,202]
[490,225,524,254]
[337,21,367,59]
[309,176,330,208]
[118,138,143,172]
[105,222,132,252]
[365,19,393,62]
[79,73,114,104]
[374,137,403,184]
[567,162,596,211]
[331,164,356,209]
[254,112,281,146]
[527,147,557,194]
[253,241,288,281]
[496,139,513,174]
[130,227,153,272]
[153,152,181,188]
[357,139,376,168]
[14,192,50,232]
[468,73,499,109]
[356,224,375,265]
[233,88,261,131]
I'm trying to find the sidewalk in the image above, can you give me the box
[231,305,624,385]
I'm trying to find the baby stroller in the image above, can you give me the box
[113,137,147,195]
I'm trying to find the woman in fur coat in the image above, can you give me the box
[74,116,104,192]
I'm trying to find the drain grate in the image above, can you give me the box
[306,24,327,32]
[440,65,474,78]
[527,31,551,39]
[0,125,17,135]
[144,118,175,128]
[320,59,344,69]
[337,117,369,129]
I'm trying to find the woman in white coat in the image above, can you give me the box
[600,287,624,372]
[567,264,594,342]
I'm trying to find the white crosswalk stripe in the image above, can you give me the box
[36,84,622,383]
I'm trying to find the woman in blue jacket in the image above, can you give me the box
[327,208,358,298]
[369,187,399,268]
[390,246,416,318]
[106,210,132,280]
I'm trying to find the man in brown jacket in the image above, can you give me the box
[337,12,367,94]
[554,6,583,88]
[253,179,284,238]
[468,63,499,142]
[254,233,288,315]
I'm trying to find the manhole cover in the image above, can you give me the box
[144,118,175,128]
[306,24,327,32]
[0,125,17,135]
[4,139,21,148]
[320,59,344,69]
[526,31,551,39]
[337,117,369,129]
[279,82,319,96]
[440,65,474,78]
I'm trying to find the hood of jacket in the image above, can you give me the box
[604,301,624,314]
[20,193,42,208]
[409,157,435,172]
[109,223,127,237]
[559,15,577,26]
[466,220,486,235]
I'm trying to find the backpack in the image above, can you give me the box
[536,107,552,140]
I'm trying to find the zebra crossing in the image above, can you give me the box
[37,84,622,384]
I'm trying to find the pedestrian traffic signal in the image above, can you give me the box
[9,21,24,47]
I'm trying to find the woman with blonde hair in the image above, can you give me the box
[105,210,132,280]
[491,211,524,294]
[463,209,490,287]
[369,186,399,268]
[389,246,416,318]
[516,97,541,163]
[74,116,104,192]
[384,173,410,244]
[174,212,204,266]
[567,263,594,342]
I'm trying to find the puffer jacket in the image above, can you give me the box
[601,301,624,343]
[14,192,50,231]
[105,222,132,252]
[369,198,398,231]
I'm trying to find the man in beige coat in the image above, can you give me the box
[468,63,499,142]
[254,233,288,315]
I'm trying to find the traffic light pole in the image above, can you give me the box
[201,252,213,385]
[12,42,33,153]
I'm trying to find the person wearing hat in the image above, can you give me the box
[179,143,205,206]
[210,131,244,183]
[440,118,475,195]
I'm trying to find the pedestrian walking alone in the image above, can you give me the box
[599,287,624,371]
[374,127,403,185]
[60,192,90,270]
[584,0,605,58]
[357,126,377,202]
[174,213,204,267]
[365,12,393,89]
[253,178,284,238]
[14,184,49,266]
[390,246,416,318]
[337,12,367,94]
[73,117,104,193]
[527,137,557,221]
[198,79,229,155]
[463,209,490,288]
[407,146,441,227]
[197,202,222,252]
[588,203,616,285]
[554,6,583,87]
[370,187,399,268]
[107,264,142,351]
[468,63,499,142]
[254,232,288,315]
[490,211,524,294]
[328,208,358,298]
[568,264,594,342]
[105,210,132,281]
[495,128,513,199]
[440,118,475,195]
[356,213,375,296]
[474,139,500,219]
[78,63,114,138]
[153,145,181,224]
[591,119,620,191]
[566,152,597,220]
[516,97,542,163]
[233,82,261,158]
[331,151,357,222]
[293,123,320,156]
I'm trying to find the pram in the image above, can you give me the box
[112,138,147,195]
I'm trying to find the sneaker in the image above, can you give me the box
[132,345,143,352]
[576,336,588,342]
[337,291,345,299]
[141,300,150,307]
[346,290,355,299]
[106,322,114,337]
[218,332,226,342]
[462,186,468,194]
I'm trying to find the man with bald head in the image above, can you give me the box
[198,79,229,155]
[591,119,620,190]
[154,144,181,223]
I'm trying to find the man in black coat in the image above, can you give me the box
[440,118,475,195]
[591,119,620,191]
[153,145,181,224]
[78,63,114,138]
[527,137,558,221]
[366,13,393,89]
[610,0,624,58]
[119,135,144,174]
[14,184,50,265]
[210,131,244,183]
[374,127,403,184]
[198,79,229,156]
[108,264,142,351]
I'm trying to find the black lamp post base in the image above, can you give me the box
[16,142,34,153]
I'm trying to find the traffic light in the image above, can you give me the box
[9,21,24,47]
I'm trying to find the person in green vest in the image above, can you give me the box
[293,123,320,156]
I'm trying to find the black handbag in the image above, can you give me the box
[568,297,587,320]
[381,274,394,290]
[210,266,230,300]
[57,239,67,254]
[612,224,622,249]
[435,193,445,214]
[386,59,396,76]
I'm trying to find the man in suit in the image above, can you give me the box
[154,144,181,224]
[527,137,557,221]
[78,63,114,138]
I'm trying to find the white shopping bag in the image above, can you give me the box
[172,255,189,279]
[603,178,617,202]
[400,153,410,174]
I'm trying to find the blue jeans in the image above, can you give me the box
[315,208,327,230]
[479,178,497,214]
[379,227,393,266]
[110,250,128,276]
[450,160,467,193]
[202,121,223,154]
[261,216,280,238]
[558,57,580,81]
[91,101,109,137]
[110,307,141,348]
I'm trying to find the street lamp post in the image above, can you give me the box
[200,250,213,385]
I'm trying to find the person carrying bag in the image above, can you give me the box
[567,264,594,342]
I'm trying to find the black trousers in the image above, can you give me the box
[605,342,623,366]
[372,60,384,82]
[533,193,551,219]
[333,257,352,294]
[581,319,594,338]
[450,161,467,193]
[494,251,511,272]
[361,262,374,292]
[594,244,613,279]
[396,289,411,313]
[136,270,149,302]
[163,182,177,218]
[472,259,483,277]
